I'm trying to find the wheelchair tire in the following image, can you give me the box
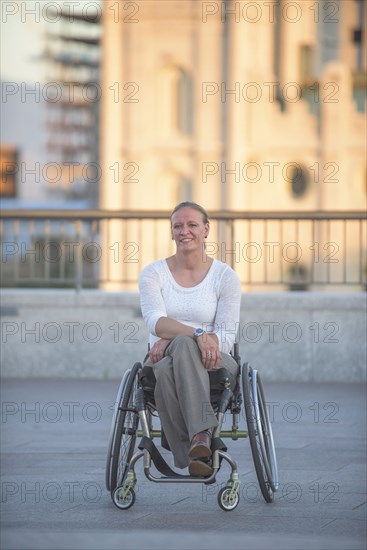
[109,362,141,494]
[105,368,132,491]
[242,363,279,503]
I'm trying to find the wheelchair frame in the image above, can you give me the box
[105,344,279,511]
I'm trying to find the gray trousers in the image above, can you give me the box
[143,335,239,469]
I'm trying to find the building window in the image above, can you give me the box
[273,1,286,112]
[0,146,18,198]
[350,0,366,112]
[353,0,365,71]
[176,69,193,135]
[300,45,315,81]
[289,165,310,198]
[299,45,320,117]
[158,66,193,136]
[178,177,192,202]
[352,74,366,113]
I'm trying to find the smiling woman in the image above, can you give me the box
[168,203,211,286]
[138,202,242,476]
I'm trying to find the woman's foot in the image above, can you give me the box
[188,430,212,458]
[188,458,213,476]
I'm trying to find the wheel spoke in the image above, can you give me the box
[108,363,142,494]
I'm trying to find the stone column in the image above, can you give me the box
[99,1,127,288]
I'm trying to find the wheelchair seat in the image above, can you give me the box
[138,364,237,452]
[139,364,237,410]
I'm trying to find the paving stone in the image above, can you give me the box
[0,379,365,550]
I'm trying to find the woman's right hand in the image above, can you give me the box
[196,333,221,370]
[149,338,170,364]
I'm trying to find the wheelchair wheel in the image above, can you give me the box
[112,486,136,510]
[108,362,141,493]
[105,368,132,491]
[217,487,240,511]
[242,363,279,503]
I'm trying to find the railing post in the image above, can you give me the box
[75,220,82,292]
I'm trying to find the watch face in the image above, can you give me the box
[194,328,205,337]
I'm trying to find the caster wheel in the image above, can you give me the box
[217,487,239,511]
[112,486,136,510]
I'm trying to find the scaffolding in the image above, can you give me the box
[44,10,101,203]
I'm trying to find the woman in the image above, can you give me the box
[139,202,241,476]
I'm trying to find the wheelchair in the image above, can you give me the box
[105,343,278,511]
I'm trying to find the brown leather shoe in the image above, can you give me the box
[188,431,212,459]
[188,458,214,477]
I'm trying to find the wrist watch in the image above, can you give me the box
[193,328,206,339]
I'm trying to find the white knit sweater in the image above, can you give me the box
[139,259,241,354]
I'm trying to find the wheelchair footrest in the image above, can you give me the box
[138,435,229,480]
[138,436,182,478]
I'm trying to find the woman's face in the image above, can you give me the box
[171,207,209,251]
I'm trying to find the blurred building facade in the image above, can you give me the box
[100,0,366,213]
[1,1,366,290]
[0,3,101,206]
[98,0,366,287]
[44,10,101,202]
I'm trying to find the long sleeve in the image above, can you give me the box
[138,263,167,336]
[214,267,242,353]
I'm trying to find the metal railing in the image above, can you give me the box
[1,210,366,291]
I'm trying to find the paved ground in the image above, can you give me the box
[0,378,366,550]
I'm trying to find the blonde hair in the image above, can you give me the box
[170,202,209,225]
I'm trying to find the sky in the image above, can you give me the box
[1,0,102,82]
[1,4,45,82]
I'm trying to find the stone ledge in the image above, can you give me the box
[0,289,140,308]
[1,289,365,310]
[1,290,366,382]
